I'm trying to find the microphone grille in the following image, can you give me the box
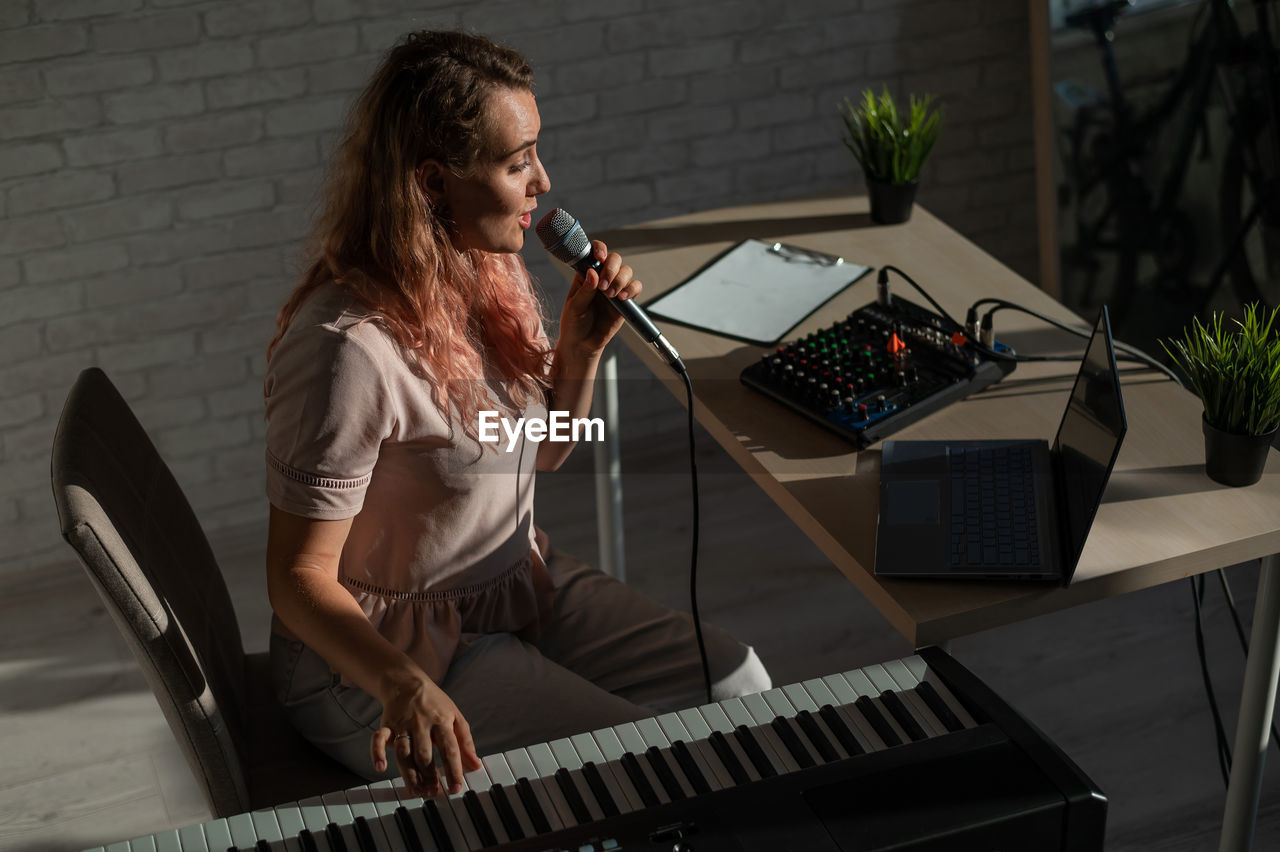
[536,208,590,265]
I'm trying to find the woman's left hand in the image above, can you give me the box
[558,239,642,361]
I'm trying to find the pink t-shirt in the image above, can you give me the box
[264,280,554,684]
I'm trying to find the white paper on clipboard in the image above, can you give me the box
[644,239,870,346]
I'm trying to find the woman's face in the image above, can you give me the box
[436,87,551,254]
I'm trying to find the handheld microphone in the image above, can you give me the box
[536,208,686,374]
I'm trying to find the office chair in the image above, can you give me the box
[50,367,362,818]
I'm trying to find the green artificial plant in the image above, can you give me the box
[1162,302,1280,436]
[840,87,944,184]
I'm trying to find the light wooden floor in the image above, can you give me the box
[6,422,1280,851]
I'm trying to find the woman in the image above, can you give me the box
[264,30,769,800]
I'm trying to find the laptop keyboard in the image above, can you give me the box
[950,445,1039,566]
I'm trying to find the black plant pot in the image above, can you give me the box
[1203,415,1277,487]
[867,177,918,225]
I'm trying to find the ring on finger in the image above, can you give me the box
[394,732,412,742]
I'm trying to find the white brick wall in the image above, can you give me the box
[2,0,1039,576]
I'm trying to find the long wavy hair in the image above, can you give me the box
[267,30,551,434]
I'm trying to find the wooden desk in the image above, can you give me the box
[594,194,1280,851]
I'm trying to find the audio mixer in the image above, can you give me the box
[739,296,1016,449]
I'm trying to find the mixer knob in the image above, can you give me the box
[896,370,908,387]
[856,403,869,421]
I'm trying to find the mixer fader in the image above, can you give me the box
[739,296,1016,448]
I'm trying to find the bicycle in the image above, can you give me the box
[1055,0,1280,323]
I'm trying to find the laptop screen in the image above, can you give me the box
[1052,307,1127,575]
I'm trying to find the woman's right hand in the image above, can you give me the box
[370,669,483,797]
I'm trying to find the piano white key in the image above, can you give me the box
[719,696,789,775]
[588,726,650,810]
[549,737,606,823]
[739,693,803,773]
[340,784,403,852]
[634,717,696,799]
[178,824,209,852]
[777,682,853,761]
[802,677,876,754]
[459,763,510,847]
[903,655,979,728]
[881,659,948,737]
[819,672,888,750]
[362,780,411,852]
[184,819,230,852]
[248,809,286,849]
[483,752,539,838]
[321,790,365,852]
[694,703,763,782]
[442,788,485,851]
[570,731,640,812]
[296,796,337,852]
[394,769,474,852]
[504,746,565,833]
[152,830,181,852]
[611,722,670,805]
[388,777,455,852]
[105,842,130,852]
[841,668,912,744]
[656,712,729,790]
[271,802,307,852]
[527,741,585,824]
[752,685,824,762]
[226,813,259,852]
[126,838,157,852]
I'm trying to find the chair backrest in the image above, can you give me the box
[51,367,254,816]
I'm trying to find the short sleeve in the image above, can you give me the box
[264,322,394,520]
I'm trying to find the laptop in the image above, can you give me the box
[874,307,1126,584]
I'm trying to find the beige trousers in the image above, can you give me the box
[271,547,771,780]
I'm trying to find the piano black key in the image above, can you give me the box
[670,740,713,795]
[771,716,817,768]
[256,840,271,852]
[299,829,321,852]
[516,777,554,835]
[855,695,903,747]
[420,801,454,852]
[581,762,621,818]
[795,709,840,762]
[708,730,751,785]
[880,690,928,741]
[645,744,687,801]
[352,816,378,852]
[488,783,526,841]
[393,807,426,852]
[820,704,865,756]
[325,823,350,852]
[621,752,661,807]
[462,791,499,847]
[554,767,592,824]
[733,725,777,779]
[917,681,965,733]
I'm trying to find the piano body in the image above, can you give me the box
[86,647,1106,852]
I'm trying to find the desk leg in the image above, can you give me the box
[592,352,625,582]
[1220,555,1280,852]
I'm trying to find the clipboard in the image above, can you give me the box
[643,239,870,346]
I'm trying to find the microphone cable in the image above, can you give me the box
[678,367,713,705]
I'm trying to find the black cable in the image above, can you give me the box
[977,298,1185,386]
[879,266,966,332]
[1192,574,1234,786]
[680,369,712,705]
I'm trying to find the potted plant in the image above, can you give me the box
[839,87,944,225]
[1161,302,1280,486]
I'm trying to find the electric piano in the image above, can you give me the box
[85,647,1106,852]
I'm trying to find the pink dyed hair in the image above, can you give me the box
[267,30,550,434]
